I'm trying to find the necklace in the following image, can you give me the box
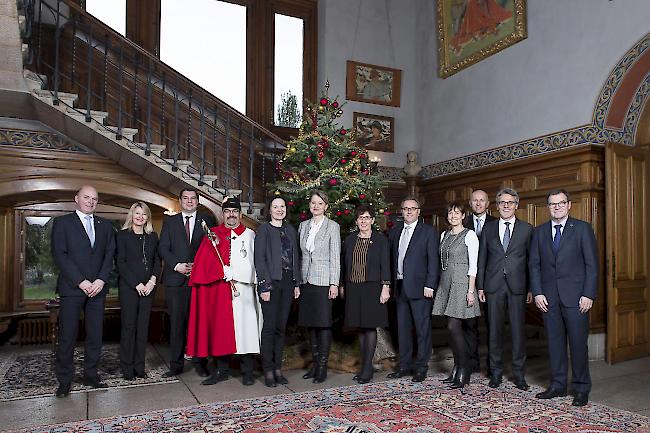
[440,229,465,271]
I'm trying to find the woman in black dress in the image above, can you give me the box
[254,196,300,387]
[341,204,391,383]
[116,202,161,380]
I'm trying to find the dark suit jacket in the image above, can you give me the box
[477,218,533,295]
[463,213,497,232]
[341,230,391,284]
[388,221,440,299]
[115,230,162,290]
[158,212,216,287]
[254,221,300,284]
[529,217,599,307]
[51,212,116,297]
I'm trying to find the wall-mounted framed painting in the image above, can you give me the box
[353,112,394,153]
[346,61,401,107]
[437,0,527,78]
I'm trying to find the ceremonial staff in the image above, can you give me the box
[200,220,240,297]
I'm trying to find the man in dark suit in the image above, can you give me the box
[158,187,216,377]
[477,188,533,390]
[529,189,598,407]
[51,185,116,397]
[387,196,440,382]
[463,189,496,374]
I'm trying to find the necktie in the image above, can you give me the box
[475,218,482,237]
[84,215,95,247]
[502,221,511,252]
[185,216,191,243]
[553,224,562,253]
[398,226,411,276]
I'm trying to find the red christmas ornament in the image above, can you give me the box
[387,221,394,228]
[340,158,347,164]
[384,210,391,216]
[318,151,325,159]
[306,156,313,163]
[328,178,338,186]
[299,212,308,221]
[362,169,369,175]
[287,201,295,207]
[336,210,343,216]
[359,194,366,200]
[340,129,347,135]
[350,150,357,156]
[359,153,366,159]
[332,101,339,108]
[320,98,328,106]
[344,209,351,215]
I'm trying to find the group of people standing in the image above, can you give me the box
[51,184,598,408]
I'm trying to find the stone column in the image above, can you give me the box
[0,0,28,92]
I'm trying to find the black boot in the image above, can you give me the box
[449,368,470,389]
[441,365,458,383]
[313,329,331,384]
[302,330,319,380]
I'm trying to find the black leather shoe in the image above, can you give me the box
[488,376,502,388]
[535,388,567,399]
[123,372,135,381]
[274,371,289,385]
[514,380,530,391]
[195,364,210,378]
[264,376,277,387]
[387,370,410,379]
[412,371,427,383]
[82,376,108,388]
[357,376,372,384]
[242,374,255,386]
[134,371,148,379]
[201,370,229,385]
[162,369,182,378]
[55,382,71,397]
[449,368,469,389]
[572,392,589,406]
[302,365,316,380]
[352,374,360,381]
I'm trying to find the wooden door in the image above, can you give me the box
[605,142,650,363]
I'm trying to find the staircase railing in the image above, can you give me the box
[25,0,283,211]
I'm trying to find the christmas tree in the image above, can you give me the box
[271,83,391,234]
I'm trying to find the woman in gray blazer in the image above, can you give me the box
[297,190,341,383]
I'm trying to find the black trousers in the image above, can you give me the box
[465,302,490,371]
[215,353,254,374]
[165,283,191,372]
[395,280,433,373]
[259,271,294,372]
[55,294,105,384]
[119,285,153,375]
[487,288,527,381]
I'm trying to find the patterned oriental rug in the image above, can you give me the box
[0,344,178,401]
[11,376,650,433]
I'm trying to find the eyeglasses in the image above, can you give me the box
[497,201,517,207]
[223,209,240,215]
[548,200,568,208]
[401,207,420,212]
[357,215,373,221]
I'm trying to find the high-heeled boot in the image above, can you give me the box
[441,365,458,384]
[449,367,470,389]
[302,340,319,379]
[313,330,331,384]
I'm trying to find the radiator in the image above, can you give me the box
[15,312,121,346]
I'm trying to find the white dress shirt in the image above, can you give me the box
[473,214,487,236]
[305,217,325,253]
[396,221,417,280]
[498,217,516,242]
[550,216,568,239]
[181,211,197,242]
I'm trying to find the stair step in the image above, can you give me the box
[214,188,243,197]
[128,142,166,157]
[33,89,78,105]
[181,172,219,184]
[158,158,193,170]
[23,70,47,91]
[99,126,139,141]
[66,107,109,124]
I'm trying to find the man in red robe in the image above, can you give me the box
[186,195,261,386]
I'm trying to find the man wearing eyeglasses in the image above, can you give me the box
[529,189,598,407]
[387,196,440,382]
[477,188,533,391]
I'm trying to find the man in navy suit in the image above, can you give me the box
[529,189,598,407]
[158,188,216,377]
[51,185,116,397]
[387,197,440,382]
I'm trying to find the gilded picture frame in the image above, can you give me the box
[437,0,527,78]
[346,61,402,107]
